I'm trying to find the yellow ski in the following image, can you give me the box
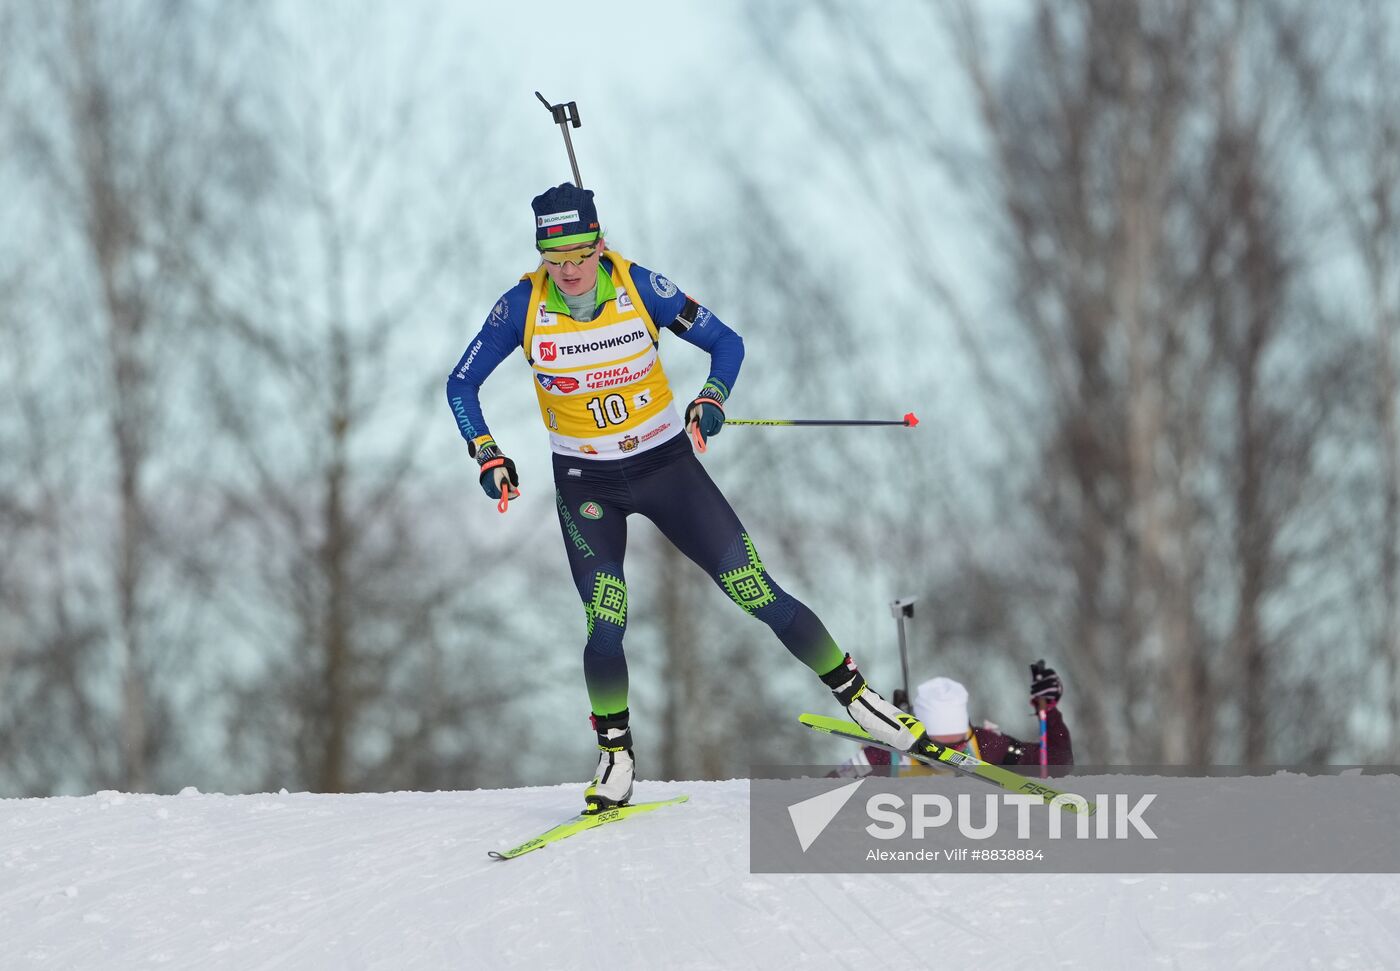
[488,795,689,860]
[801,713,1095,815]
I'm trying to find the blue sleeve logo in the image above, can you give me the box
[650,272,678,298]
[489,297,509,326]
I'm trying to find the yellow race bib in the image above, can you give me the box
[522,252,682,459]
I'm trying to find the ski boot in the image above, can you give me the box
[583,709,634,815]
[820,654,940,760]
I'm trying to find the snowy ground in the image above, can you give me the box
[3,779,1397,970]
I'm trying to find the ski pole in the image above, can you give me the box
[725,412,920,428]
[1031,660,1049,779]
[1037,705,1049,779]
[535,91,584,188]
[889,598,916,772]
[890,598,916,706]
[691,412,919,453]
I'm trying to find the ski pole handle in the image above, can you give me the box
[497,484,520,514]
[535,91,584,188]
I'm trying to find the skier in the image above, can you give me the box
[837,664,1074,777]
[447,183,938,812]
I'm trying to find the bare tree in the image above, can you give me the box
[184,10,529,792]
[1279,0,1400,758]
[0,244,118,794]
[6,0,269,791]
[753,0,1341,763]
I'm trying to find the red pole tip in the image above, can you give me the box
[904,412,919,427]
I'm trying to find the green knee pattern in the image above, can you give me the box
[586,572,628,636]
[719,534,777,614]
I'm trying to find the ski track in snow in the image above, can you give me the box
[1,780,1395,970]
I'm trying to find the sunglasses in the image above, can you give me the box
[539,244,599,266]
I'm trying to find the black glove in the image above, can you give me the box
[1029,660,1063,708]
[686,383,726,448]
[472,437,519,503]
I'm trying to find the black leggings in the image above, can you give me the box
[552,432,846,716]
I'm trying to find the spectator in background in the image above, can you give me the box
[837,663,1073,777]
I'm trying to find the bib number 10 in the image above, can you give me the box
[586,394,629,428]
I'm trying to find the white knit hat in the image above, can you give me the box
[913,677,970,736]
